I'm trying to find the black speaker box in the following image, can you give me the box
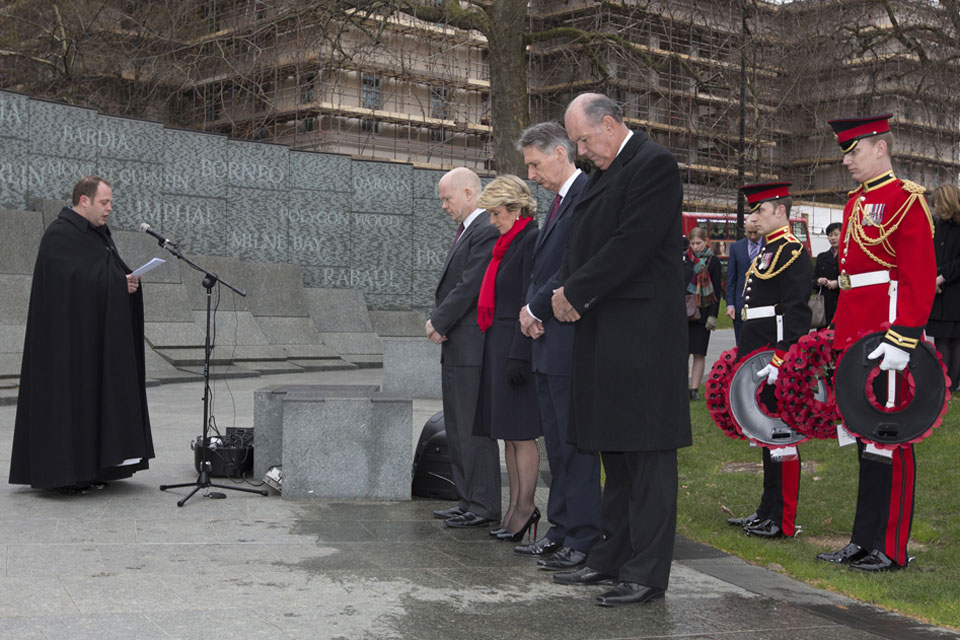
[193,428,254,478]
[412,411,458,500]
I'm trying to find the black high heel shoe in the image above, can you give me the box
[496,508,541,542]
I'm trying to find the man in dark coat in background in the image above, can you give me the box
[551,94,692,606]
[726,217,764,342]
[515,122,602,570]
[427,167,502,527]
[10,176,154,491]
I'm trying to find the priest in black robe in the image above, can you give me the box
[9,175,155,491]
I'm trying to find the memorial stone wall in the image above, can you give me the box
[0,89,553,312]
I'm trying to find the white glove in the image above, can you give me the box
[756,363,778,385]
[868,342,910,371]
[705,315,717,331]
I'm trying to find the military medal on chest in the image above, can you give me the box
[862,203,885,226]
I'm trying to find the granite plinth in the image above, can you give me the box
[369,310,429,337]
[319,333,383,356]
[30,199,68,228]
[0,275,33,325]
[0,325,25,356]
[242,262,308,317]
[303,288,373,333]
[140,285,196,323]
[143,323,204,349]
[381,337,441,399]
[254,384,412,500]
[111,232,181,284]
[191,310,270,346]
[255,317,322,347]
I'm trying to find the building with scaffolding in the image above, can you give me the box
[175,2,494,171]
[2,0,956,214]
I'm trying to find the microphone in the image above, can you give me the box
[139,223,174,248]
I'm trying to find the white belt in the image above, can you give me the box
[839,270,890,290]
[743,305,776,320]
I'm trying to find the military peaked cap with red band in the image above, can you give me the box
[828,114,892,153]
[739,182,792,212]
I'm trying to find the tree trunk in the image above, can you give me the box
[485,0,529,175]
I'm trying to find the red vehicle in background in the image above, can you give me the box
[681,212,811,262]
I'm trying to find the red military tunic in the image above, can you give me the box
[831,170,935,568]
[833,171,936,350]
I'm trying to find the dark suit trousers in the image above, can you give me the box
[535,372,601,552]
[587,449,677,589]
[733,318,742,343]
[441,363,501,520]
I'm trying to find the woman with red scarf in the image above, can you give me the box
[473,175,542,542]
[684,226,722,400]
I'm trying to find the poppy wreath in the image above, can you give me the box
[832,326,951,448]
[706,347,744,440]
[775,328,841,440]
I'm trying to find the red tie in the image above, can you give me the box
[545,194,562,230]
[453,222,465,245]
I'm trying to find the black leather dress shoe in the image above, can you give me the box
[552,566,615,586]
[596,582,665,607]
[743,518,783,538]
[443,511,495,528]
[514,536,561,557]
[727,511,760,527]
[850,549,902,572]
[432,506,464,520]
[537,546,587,571]
[816,542,867,564]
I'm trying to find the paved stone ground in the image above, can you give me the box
[0,331,957,639]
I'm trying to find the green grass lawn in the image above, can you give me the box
[678,394,960,629]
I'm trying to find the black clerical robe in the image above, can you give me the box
[9,207,154,489]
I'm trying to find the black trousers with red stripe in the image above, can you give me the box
[756,447,801,537]
[850,442,916,566]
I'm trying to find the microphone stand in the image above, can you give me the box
[153,238,268,506]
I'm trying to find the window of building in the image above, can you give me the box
[300,72,316,104]
[361,73,381,133]
[430,86,450,120]
[300,117,316,133]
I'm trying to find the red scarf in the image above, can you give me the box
[477,216,533,331]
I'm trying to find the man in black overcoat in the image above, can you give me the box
[514,122,602,569]
[427,167,502,527]
[10,176,154,491]
[551,93,692,606]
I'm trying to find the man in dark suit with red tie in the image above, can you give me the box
[427,167,502,528]
[551,93,692,606]
[514,122,602,569]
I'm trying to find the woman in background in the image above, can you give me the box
[813,222,842,327]
[684,226,722,400]
[473,175,542,542]
[927,183,960,390]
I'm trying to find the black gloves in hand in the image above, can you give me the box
[506,358,528,389]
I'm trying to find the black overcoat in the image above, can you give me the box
[560,132,692,452]
[473,224,541,440]
[927,218,960,338]
[812,248,840,326]
[9,208,154,489]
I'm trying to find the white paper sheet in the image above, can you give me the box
[130,258,166,278]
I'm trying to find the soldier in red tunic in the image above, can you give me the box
[817,114,936,571]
